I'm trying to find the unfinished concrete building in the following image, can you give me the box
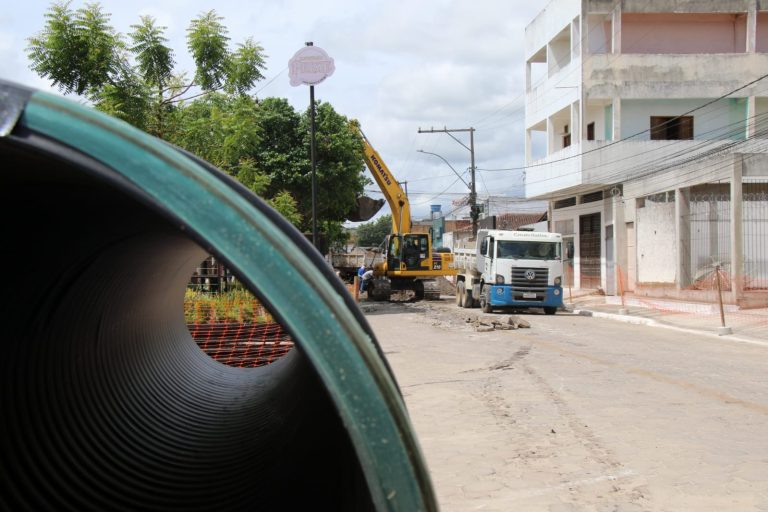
[525,0,768,304]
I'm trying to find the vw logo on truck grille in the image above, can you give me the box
[525,269,536,281]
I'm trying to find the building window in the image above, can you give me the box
[650,116,693,140]
[581,191,604,204]
[563,124,571,148]
[587,122,595,141]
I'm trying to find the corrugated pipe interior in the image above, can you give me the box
[0,81,435,512]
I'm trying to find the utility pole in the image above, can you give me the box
[417,127,478,237]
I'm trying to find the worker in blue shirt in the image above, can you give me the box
[359,267,374,293]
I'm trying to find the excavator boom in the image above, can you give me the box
[360,131,411,235]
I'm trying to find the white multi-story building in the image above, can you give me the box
[525,0,768,304]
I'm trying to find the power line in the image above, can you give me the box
[476,77,768,179]
[253,67,287,96]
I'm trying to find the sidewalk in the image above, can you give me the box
[565,291,768,347]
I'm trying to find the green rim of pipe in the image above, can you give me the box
[20,90,436,512]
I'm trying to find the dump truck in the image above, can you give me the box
[453,229,564,314]
[328,249,384,281]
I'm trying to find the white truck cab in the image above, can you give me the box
[453,229,564,314]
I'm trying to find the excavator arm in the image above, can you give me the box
[359,130,411,235]
[356,128,456,302]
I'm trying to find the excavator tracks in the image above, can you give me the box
[369,278,392,301]
[420,279,442,301]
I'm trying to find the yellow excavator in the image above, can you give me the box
[359,130,456,300]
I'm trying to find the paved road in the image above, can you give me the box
[364,301,768,512]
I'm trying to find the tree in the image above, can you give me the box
[27,2,121,96]
[219,97,368,243]
[27,3,369,244]
[248,97,307,196]
[291,102,369,239]
[166,95,368,240]
[268,191,302,226]
[355,214,392,247]
[168,93,263,172]
[27,2,266,135]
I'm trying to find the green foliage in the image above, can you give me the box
[252,97,308,193]
[268,191,302,227]
[356,214,392,247]
[27,3,366,245]
[236,158,271,196]
[28,3,267,136]
[225,38,267,95]
[186,10,230,91]
[173,96,366,239]
[168,93,263,174]
[184,288,272,324]
[325,221,351,253]
[91,59,151,129]
[296,102,368,232]
[129,16,174,88]
[27,1,122,95]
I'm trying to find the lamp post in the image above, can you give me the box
[417,127,478,236]
[417,148,477,232]
[289,42,335,249]
[416,149,470,188]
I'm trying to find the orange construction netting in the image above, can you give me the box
[185,294,294,368]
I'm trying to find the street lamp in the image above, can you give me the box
[416,149,470,188]
[417,127,478,236]
[417,149,478,229]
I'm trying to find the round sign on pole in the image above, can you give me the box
[289,45,335,87]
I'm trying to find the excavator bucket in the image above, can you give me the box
[0,80,436,512]
[347,195,386,222]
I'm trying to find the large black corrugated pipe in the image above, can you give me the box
[0,81,436,511]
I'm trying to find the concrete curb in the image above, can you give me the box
[569,308,768,348]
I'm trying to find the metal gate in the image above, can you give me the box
[579,213,601,289]
[744,183,768,290]
[688,186,731,289]
[687,183,768,291]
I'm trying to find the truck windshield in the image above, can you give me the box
[497,241,561,260]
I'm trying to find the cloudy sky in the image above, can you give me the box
[2,0,548,220]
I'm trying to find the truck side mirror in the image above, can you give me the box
[566,242,574,260]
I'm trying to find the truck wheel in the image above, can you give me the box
[462,288,474,309]
[544,307,557,315]
[480,286,492,313]
[456,282,465,307]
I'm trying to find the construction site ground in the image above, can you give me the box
[361,295,768,511]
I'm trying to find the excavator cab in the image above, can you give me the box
[385,234,401,271]
[385,233,430,272]
[403,234,429,270]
